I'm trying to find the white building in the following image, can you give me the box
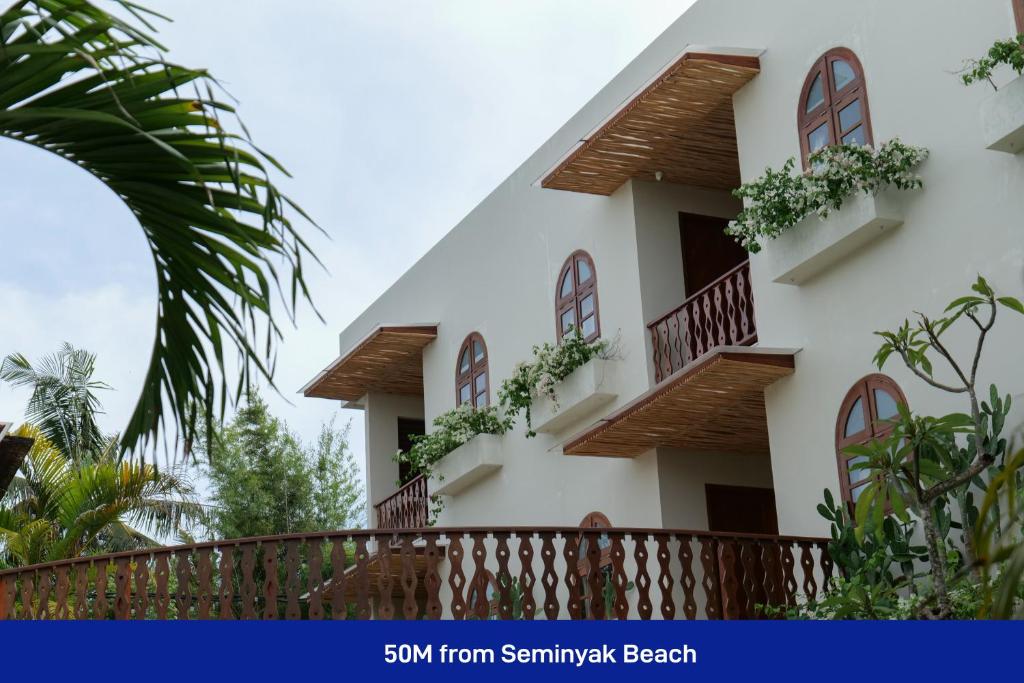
[304,0,1024,548]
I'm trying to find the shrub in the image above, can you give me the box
[960,35,1024,87]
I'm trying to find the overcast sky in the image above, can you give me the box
[0,1,692,484]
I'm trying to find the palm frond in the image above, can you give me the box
[0,0,320,456]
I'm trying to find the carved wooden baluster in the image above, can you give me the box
[262,541,279,620]
[562,531,582,620]
[739,541,760,618]
[535,533,556,620]
[284,540,301,620]
[19,570,34,620]
[0,575,15,620]
[376,536,395,620]
[698,538,721,619]
[240,544,257,620]
[681,305,695,366]
[633,533,653,620]
[713,283,726,347]
[655,533,675,620]
[307,540,324,620]
[73,563,89,620]
[649,325,663,383]
[677,534,697,620]
[218,546,235,620]
[737,265,753,340]
[819,542,835,592]
[133,556,150,619]
[780,542,798,607]
[724,276,738,344]
[470,533,489,620]
[494,532,513,620]
[153,554,170,620]
[330,537,348,620]
[400,536,418,620]
[718,540,742,620]
[798,542,818,602]
[671,313,684,375]
[761,541,783,615]
[36,569,52,620]
[447,534,466,620]
[586,531,605,620]
[54,566,70,620]
[197,548,214,619]
[517,532,536,621]
[609,533,628,620]
[175,552,193,620]
[93,562,108,620]
[113,558,130,619]
[423,533,442,620]
[353,536,371,620]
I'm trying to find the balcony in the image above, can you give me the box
[0,527,831,620]
[647,260,757,383]
[374,474,429,530]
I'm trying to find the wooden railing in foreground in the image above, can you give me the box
[648,260,757,383]
[0,527,831,620]
[374,474,429,530]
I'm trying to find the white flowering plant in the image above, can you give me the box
[394,403,512,482]
[498,326,610,437]
[726,139,929,253]
[960,34,1024,88]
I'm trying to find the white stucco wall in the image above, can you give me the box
[325,0,1024,536]
[363,392,424,526]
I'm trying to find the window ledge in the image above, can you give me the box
[761,190,905,286]
[532,358,618,435]
[429,434,504,496]
[981,73,1024,154]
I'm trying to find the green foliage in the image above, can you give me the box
[0,424,201,567]
[726,140,928,253]
[1,344,110,464]
[498,327,609,437]
[974,446,1024,618]
[0,1,319,456]
[394,404,511,482]
[960,35,1024,87]
[198,394,364,539]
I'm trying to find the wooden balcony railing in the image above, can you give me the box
[648,260,757,383]
[0,527,831,620]
[374,474,429,530]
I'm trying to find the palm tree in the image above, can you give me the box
[0,0,319,455]
[0,424,201,567]
[0,343,110,464]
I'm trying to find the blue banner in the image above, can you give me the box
[2,620,1021,680]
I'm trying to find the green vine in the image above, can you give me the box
[725,139,929,253]
[498,327,609,437]
[960,34,1024,88]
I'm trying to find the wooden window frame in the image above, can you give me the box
[1015,0,1024,34]
[455,332,489,408]
[834,374,908,510]
[798,48,874,168]
[555,250,601,343]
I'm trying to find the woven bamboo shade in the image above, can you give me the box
[562,349,795,457]
[542,52,760,195]
[302,325,438,401]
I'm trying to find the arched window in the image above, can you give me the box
[556,250,600,342]
[798,48,873,167]
[577,512,613,617]
[1015,0,1024,34]
[835,374,907,509]
[455,333,489,408]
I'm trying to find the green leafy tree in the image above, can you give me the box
[199,394,364,539]
[0,0,319,456]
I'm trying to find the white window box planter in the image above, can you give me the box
[762,190,905,286]
[980,74,1024,154]
[429,433,504,496]
[531,358,617,434]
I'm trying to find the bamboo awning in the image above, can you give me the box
[562,348,796,457]
[302,325,438,401]
[541,51,761,195]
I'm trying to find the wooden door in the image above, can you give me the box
[396,418,425,486]
[705,484,780,619]
[679,212,748,296]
